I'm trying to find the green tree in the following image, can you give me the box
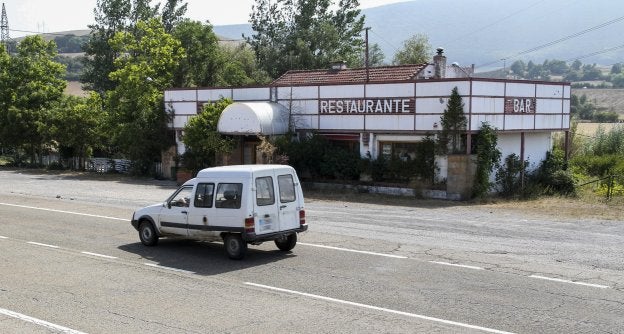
[570,94,596,120]
[82,0,132,95]
[510,60,525,77]
[161,0,188,33]
[543,59,568,75]
[82,0,186,94]
[107,18,185,174]
[0,36,66,163]
[392,33,431,65]
[610,63,622,74]
[362,42,386,67]
[0,45,10,115]
[247,0,365,79]
[48,93,106,168]
[181,98,234,171]
[172,19,222,87]
[219,44,271,85]
[438,87,467,154]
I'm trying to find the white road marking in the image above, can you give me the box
[428,261,484,270]
[27,241,59,249]
[529,275,610,289]
[298,242,407,259]
[0,202,126,221]
[0,235,8,239]
[245,282,516,334]
[0,307,88,334]
[144,263,195,274]
[81,251,117,259]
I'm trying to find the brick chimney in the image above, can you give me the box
[330,60,347,70]
[433,47,446,79]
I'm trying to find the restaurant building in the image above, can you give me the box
[164,50,571,198]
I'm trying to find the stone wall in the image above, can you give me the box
[446,154,477,200]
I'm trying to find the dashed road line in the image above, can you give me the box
[245,282,516,334]
[529,275,609,289]
[0,307,88,334]
[1,202,612,292]
[299,242,407,259]
[81,251,117,259]
[144,263,195,275]
[0,202,126,221]
[428,261,484,270]
[26,241,59,249]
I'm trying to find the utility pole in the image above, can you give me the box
[364,27,370,82]
[1,3,9,51]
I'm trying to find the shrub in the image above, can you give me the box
[495,154,527,198]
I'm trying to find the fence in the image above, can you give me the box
[86,158,132,173]
[577,174,621,200]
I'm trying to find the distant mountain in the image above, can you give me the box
[213,0,624,71]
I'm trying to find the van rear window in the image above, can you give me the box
[255,176,275,206]
[215,183,242,209]
[278,174,296,203]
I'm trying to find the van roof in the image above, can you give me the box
[195,164,295,179]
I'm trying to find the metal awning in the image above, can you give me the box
[217,102,289,135]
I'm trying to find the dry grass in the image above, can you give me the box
[305,188,624,221]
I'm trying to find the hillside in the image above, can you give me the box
[18,1,624,71]
[572,88,624,116]
[214,0,624,69]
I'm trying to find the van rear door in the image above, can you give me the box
[276,173,300,231]
[254,174,278,234]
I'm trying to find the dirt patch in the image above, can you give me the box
[305,189,623,221]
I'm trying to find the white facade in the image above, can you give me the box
[166,78,570,170]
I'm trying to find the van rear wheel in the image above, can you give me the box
[275,233,297,252]
[224,234,247,260]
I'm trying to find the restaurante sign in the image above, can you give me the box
[319,98,415,114]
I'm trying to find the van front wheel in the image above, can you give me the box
[224,234,247,260]
[275,233,297,252]
[139,221,158,246]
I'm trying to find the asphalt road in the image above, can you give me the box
[0,169,622,333]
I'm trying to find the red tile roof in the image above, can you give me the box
[271,64,428,86]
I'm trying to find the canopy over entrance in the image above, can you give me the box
[217,102,289,135]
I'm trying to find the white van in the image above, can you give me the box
[131,165,308,259]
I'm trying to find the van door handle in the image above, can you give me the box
[279,205,287,209]
[181,211,188,214]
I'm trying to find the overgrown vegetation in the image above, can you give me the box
[274,133,437,185]
[180,98,234,173]
[473,122,501,198]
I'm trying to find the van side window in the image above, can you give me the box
[278,174,296,203]
[255,176,275,206]
[194,183,214,208]
[215,183,242,209]
[168,186,193,207]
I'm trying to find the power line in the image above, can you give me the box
[9,28,85,37]
[446,0,545,45]
[478,14,624,68]
[567,43,624,62]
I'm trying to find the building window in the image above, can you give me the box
[380,142,418,161]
